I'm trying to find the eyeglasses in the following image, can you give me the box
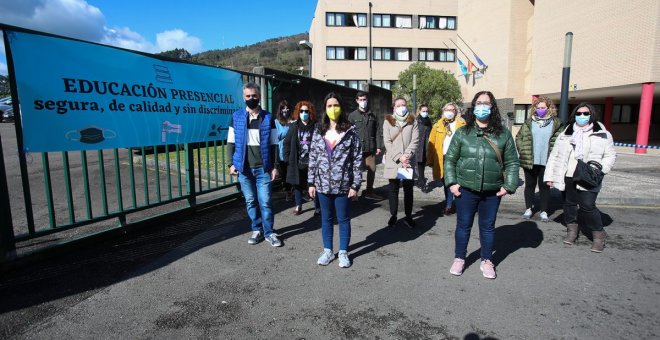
[575,111,591,116]
[475,101,492,107]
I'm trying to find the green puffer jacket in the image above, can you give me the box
[515,117,563,170]
[444,125,520,193]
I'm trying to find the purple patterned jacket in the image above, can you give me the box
[307,126,363,195]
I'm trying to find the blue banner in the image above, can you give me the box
[5,29,244,152]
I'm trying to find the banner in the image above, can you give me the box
[4,29,244,152]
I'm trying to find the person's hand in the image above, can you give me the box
[450,184,461,197]
[546,181,553,188]
[496,187,508,197]
[308,186,316,199]
[376,148,382,156]
[270,168,279,181]
[348,188,358,198]
[229,165,238,176]
[399,155,409,164]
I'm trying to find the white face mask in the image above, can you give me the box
[419,111,429,118]
[443,110,455,120]
[395,106,408,116]
[358,100,368,110]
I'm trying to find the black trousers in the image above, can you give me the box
[523,165,550,211]
[562,176,603,231]
[389,179,413,217]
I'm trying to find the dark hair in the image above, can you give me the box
[464,91,504,135]
[292,100,317,122]
[569,102,599,125]
[276,100,290,125]
[320,92,351,135]
[356,91,368,99]
[417,104,428,114]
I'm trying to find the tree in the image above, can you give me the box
[393,62,463,121]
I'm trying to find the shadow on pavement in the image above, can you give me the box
[465,221,544,269]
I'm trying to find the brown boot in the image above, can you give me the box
[591,230,607,253]
[563,223,579,245]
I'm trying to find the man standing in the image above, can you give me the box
[228,82,282,247]
[348,91,384,200]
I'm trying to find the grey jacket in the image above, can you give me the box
[308,126,363,194]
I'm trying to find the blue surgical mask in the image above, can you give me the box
[575,115,590,126]
[300,112,310,122]
[473,105,491,120]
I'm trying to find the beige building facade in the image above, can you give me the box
[308,0,659,148]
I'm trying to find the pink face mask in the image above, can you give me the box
[536,108,548,117]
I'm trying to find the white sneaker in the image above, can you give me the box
[317,249,335,266]
[338,251,351,268]
[522,208,533,220]
[539,211,549,222]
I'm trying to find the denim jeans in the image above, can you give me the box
[442,178,455,209]
[523,165,550,211]
[317,193,351,251]
[454,187,501,260]
[388,179,413,217]
[237,167,274,237]
[562,176,603,231]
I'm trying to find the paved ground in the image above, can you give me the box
[1,188,659,339]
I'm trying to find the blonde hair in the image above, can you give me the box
[528,96,557,118]
[442,102,462,116]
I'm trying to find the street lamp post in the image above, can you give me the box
[299,40,313,77]
[369,2,373,84]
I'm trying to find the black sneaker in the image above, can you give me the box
[388,215,397,227]
[403,216,416,229]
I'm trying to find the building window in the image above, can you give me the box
[326,12,367,27]
[374,47,410,61]
[395,48,411,61]
[373,80,396,90]
[373,14,411,28]
[418,48,456,62]
[514,104,530,124]
[329,80,367,90]
[326,47,367,60]
[612,104,635,123]
[419,16,457,30]
[373,47,392,60]
[653,104,660,124]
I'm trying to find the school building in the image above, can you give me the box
[307,0,659,153]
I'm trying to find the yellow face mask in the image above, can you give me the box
[326,106,341,121]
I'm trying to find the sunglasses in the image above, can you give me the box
[300,110,310,113]
[575,111,591,116]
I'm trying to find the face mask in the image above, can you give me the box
[326,107,341,120]
[245,98,259,110]
[575,115,590,126]
[442,110,455,120]
[300,111,310,122]
[358,100,368,110]
[394,106,409,121]
[282,109,290,117]
[473,105,491,120]
[420,111,429,118]
[535,108,548,117]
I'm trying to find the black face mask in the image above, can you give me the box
[79,127,105,144]
[246,98,259,109]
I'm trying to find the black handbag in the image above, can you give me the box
[573,160,605,189]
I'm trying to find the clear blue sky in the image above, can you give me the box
[0,0,318,74]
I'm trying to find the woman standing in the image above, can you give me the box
[283,100,320,215]
[415,104,433,191]
[544,103,616,252]
[445,91,520,279]
[383,97,419,228]
[427,102,466,215]
[516,97,564,222]
[275,100,294,200]
[308,92,362,268]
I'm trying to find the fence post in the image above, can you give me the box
[185,143,196,208]
[0,134,16,259]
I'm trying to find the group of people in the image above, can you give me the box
[227,82,616,278]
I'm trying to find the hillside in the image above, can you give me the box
[189,33,309,74]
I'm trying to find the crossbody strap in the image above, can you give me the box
[483,136,503,168]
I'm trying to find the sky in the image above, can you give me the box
[0,0,319,75]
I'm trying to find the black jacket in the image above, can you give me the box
[282,120,317,185]
[348,108,383,154]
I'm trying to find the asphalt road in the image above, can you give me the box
[1,194,658,339]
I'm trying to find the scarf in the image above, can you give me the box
[442,117,456,136]
[570,123,593,160]
[532,114,553,128]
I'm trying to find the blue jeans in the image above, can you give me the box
[454,187,501,260]
[237,167,274,237]
[443,179,455,209]
[317,193,351,251]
